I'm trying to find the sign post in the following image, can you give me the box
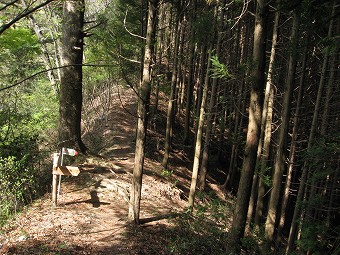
[52,152,60,206]
[51,148,79,206]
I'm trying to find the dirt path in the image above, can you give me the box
[0,87,230,255]
[0,87,189,255]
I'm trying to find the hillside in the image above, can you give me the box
[0,87,234,255]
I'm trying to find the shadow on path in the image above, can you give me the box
[64,190,110,208]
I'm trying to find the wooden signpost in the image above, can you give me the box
[53,166,80,176]
[52,148,80,206]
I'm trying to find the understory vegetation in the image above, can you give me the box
[1,0,339,254]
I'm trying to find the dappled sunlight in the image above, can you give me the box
[0,86,234,254]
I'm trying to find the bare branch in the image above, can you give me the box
[123,10,146,40]
[0,0,20,12]
[118,53,141,64]
[0,63,115,92]
[0,0,55,35]
[231,0,251,30]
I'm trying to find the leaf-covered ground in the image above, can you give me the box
[0,87,233,255]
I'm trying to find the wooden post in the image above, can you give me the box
[52,174,58,206]
[52,153,60,206]
[51,150,80,206]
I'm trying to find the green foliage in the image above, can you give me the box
[196,191,227,223]
[305,133,339,182]
[167,192,232,254]
[167,212,229,254]
[240,236,261,254]
[84,0,142,90]
[161,169,173,177]
[0,27,40,83]
[0,136,39,226]
[262,172,272,188]
[0,28,40,53]
[0,26,58,226]
[296,133,340,254]
[192,10,214,45]
[0,81,58,142]
[297,219,330,255]
[0,130,53,227]
[210,55,235,80]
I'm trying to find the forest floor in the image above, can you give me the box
[0,86,234,255]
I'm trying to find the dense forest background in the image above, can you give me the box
[0,0,339,254]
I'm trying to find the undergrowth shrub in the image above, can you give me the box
[0,135,45,226]
[167,212,229,254]
[167,193,231,254]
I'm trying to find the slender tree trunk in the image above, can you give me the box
[188,49,212,209]
[194,45,207,134]
[320,38,338,135]
[162,18,181,169]
[58,0,86,152]
[275,40,308,250]
[45,4,62,82]
[152,2,165,114]
[217,84,228,160]
[223,81,245,192]
[286,4,335,252]
[223,21,250,192]
[128,0,158,224]
[183,1,196,145]
[247,4,280,229]
[199,5,224,191]
[22,0,58,93]
[265,5,301,243]
[229,0,267,247]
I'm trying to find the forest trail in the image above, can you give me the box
[0,86,230,255]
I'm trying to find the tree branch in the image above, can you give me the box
[0,63,115,92]
[124,10,146,40]
[0,0,20,12]
[0,0,55,35]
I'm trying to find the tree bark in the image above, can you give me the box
[275,39,307,250]
[248,4,280,230]
[183,1,196,145]
[286,3,335,252]
[264,5,301,243]
[128,0,158,224]
[194,45,207,134]
[199,4,224,191]
[58,0,86,152]
[229,0,267,247]
[22,0,58,94]
[188,48,212,209]
[162,17,181,169]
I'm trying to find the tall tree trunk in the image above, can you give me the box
[264,5,301,243]
[217,84,228,160]
[320,37,338,135]
[223,81,245,192]
[128,0,158,224]
[247,4,280,229]
[22,0,58,93]
[286,3,335,252]
[58,0,86,152]
[275,39,307,250]
[188,48,212,209]
[194,45,207,134]
[223,21,250,192]
[44,4,63,82]
[152,1,166,114]
[199,5,224,191]
[229,0,267,247]
[162,17,181,169]
[183,1,196,145]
